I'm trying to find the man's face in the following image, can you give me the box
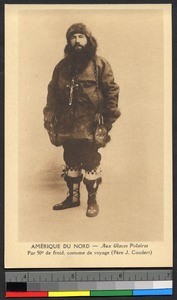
[70,33,88,50]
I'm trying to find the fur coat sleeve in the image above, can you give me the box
[98,57,120,131]
[43,64,60,116]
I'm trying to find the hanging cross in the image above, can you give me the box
[66,79,79,106]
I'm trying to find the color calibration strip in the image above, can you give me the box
[6,288,173,297]
[6,280,173,297]
[5,270,173,297]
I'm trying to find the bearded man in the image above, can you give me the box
[43,23,120,217]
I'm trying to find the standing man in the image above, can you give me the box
[43,23,120,217]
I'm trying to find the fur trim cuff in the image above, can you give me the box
[83,177,102,187]
[64,174,83,184]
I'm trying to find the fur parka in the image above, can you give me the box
[43,55,120,144]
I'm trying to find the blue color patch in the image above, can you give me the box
[133,289,173,296]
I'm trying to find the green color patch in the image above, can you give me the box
[90,290,133,297]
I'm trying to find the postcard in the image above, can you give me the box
[5,4,172,268]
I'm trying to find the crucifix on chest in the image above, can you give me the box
[66,78,79,106]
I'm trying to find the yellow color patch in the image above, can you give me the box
[48,291,90,297]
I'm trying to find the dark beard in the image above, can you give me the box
[64,41,96,73]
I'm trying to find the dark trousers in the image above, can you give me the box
[63,140,101,171]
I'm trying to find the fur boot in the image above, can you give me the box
[83,167,102,217]
[53,167,83,210]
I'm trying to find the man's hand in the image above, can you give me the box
[44,111,55,128]
[44,111,62,147]
[95,124,110,147]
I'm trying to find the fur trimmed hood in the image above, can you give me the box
[66,23,91,41]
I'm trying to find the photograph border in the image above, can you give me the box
[1,0,176,299]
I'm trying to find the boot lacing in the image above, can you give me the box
[73,187,79,198]
[88,192,97,204]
